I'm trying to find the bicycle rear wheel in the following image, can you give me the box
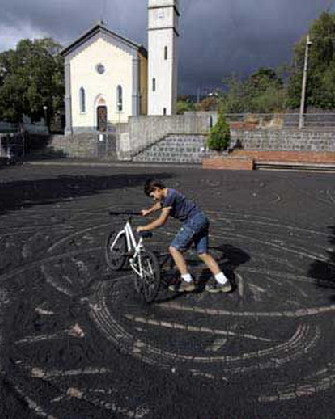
[140,250,160,303]
[105,230,128,270]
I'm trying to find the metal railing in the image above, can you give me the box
[0,133,25,160]
[224,113,335,129]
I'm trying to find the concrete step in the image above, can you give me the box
[256,161,335,172]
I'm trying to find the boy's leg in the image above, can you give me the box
[169,246,195,292]
[197,252,220,275]
[169,246,188,276]
[198,252,231,293]
[168,224,196,292]
[195,230,232,293]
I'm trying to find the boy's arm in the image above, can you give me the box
[137,207,171,232]
[141,201,162,216]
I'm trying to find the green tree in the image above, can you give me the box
[207,113,231,152]
[220,68,286,113]
[220,75,248,113]
[176,98,196,114]
[249,67,283,91]
[0,38,64,124]
[287,11,335,109]
[196,95,219,112]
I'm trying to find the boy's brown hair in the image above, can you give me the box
[144,179,166,197]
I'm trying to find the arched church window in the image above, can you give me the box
[79,87,86,113]
[164,46,168,60]
[152,78,156,92]
[116,85,123,111]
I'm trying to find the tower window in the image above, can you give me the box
[152,78,156,92]
[163,108,167,116]
[164,46,168,60]
[116,85,123,111]
[79,87,86,113]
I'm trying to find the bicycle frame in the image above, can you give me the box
[111,219,145,277]
[107,212,161,303]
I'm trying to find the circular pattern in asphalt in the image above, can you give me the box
[1,201,335,418]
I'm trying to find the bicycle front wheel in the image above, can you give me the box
[140,250,160,303]
[105,231,128,270]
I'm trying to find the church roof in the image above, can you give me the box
[61,22,147,57]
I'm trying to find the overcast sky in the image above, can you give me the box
[0,0,333,94]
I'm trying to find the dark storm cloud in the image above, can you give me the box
[0,0,333,93]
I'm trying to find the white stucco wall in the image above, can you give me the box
[70,35,136,128]
[148,0,179,116]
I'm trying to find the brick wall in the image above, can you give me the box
[203,156,254,171]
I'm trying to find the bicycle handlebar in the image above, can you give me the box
[108,210,153,239]
[138,231,153,239]
[108,210,142,216]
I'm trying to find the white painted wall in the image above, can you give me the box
[148,0,179,115]
[70,35,136,128]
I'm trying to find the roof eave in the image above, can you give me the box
[61,24,146,57]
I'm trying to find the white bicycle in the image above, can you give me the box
[105,211,161,303]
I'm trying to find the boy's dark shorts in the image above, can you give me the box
[170,212,209,254]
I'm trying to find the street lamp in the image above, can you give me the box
[299,35,313,129]
[43,105,48,133]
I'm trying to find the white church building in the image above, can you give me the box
[62,0,180,135]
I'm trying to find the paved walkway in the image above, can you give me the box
[0,164,334,418]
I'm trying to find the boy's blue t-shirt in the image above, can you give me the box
[162,189,201,222]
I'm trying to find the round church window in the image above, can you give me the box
[96,63,105,74]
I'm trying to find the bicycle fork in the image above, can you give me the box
[129,241,144,277]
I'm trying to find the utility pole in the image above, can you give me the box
[299,35,312,129]
[196,87,200,104]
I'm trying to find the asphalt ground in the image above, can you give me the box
[0,162,334,418]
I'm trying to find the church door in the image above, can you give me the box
[97,106,108,132]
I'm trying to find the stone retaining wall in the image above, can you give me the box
[232,129,335,152]
[47,114,335,163]
[132,129,335,164]
[119,112,216,160]
[133,134,216,163]
[51,133,117,159]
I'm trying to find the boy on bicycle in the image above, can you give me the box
[137,179,232,293]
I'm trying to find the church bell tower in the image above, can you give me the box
[148,0,180,115]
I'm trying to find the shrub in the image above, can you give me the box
[207,113,231,152]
